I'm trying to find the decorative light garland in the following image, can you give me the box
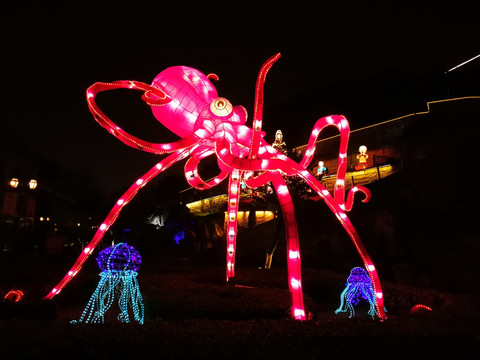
[411,304,432,313]
[3,289,24,303]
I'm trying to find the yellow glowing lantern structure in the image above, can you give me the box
[355,145,369,170]
[9,178,19,188]
[28,179,38,190]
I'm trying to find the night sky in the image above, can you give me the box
[2,2,479,193]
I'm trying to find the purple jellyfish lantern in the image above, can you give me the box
[335,267,382,319]
[72,242,144,324]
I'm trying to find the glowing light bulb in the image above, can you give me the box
[68,270,78,277]
[289,250,299,260]
[290,278,301,289]
[294,308,305,319]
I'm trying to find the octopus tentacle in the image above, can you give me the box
[184,147,230,189]
[271,173,306,320]
[297,115,351,208]
[225,169,242,280]
[288,166,386,320]
[344,185,371,211]
[87,81,201,154]
[248,53,281,159]
[44,148,193,300]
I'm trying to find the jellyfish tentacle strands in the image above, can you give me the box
[72,243,144,324]
[335,267,379,319]
[45,53,386,321]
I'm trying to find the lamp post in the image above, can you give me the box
[3,177,38,216]
[1,177,39,252]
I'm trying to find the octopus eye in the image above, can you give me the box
[210,97,233,118]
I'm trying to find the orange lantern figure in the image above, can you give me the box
[355,145,368,170]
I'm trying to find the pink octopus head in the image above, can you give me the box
[150,66,247,138]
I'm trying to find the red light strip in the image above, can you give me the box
[4,289,24,302]
[271,173,305,320]
[87,81,200,154]
[226,169,241,280]
[248,53,281,160]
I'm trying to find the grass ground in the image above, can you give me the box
[0,252,479,359]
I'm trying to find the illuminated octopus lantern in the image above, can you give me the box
[72,242,144,324]
[44,53,387,321]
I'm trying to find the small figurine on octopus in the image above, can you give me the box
[272,129,288,155]
[316,161,328,179]
[355,145,369,170]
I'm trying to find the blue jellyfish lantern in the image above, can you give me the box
[335,267,378,319]
[72,242,144,324]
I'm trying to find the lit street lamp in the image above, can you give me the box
[28,179,38,190]
[9,178,19,188]
[1,177,40,252]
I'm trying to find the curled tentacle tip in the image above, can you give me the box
[351,186,371,203]
[344,186,371,211]
[207,73,219,81]
[360,189,372,203]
